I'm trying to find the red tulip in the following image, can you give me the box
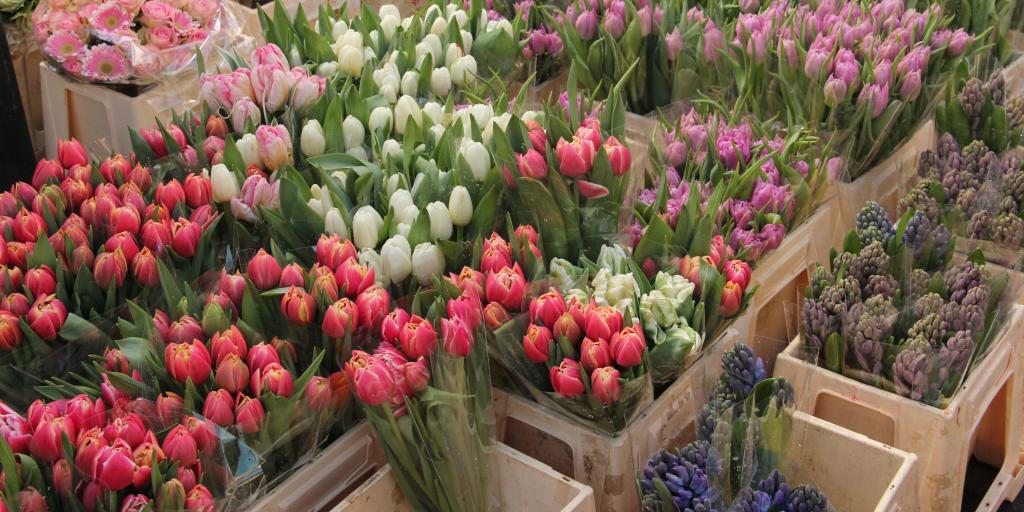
[483,302,511,329]
[13,209,45,243]
[233,395,264,434]
[316,234,357,270]
[720,281,743,317]
[18,487,47,512]
[610,325,645,368]
[580,337,612,372]
[53,458,73,496]
[105,232,140,263]
[530,289,566,327]
[99,154,131,184]
[246,343,280,372]
[399,315,438,359]
[0,265,21,293]
[0,293,29,316]
[155,180,186,212]
[157,392,183,427]
[515,148,548,179]
[329,372,351,408]
[576,120,603,150]
[60,178,92,210]
[185,484,215,512]
[323,298,359,338]
[0,191,16,217]
[131,247,159,287]
[214,354,250,393]
[709,235,727,267]
[480,244,513,275]
[127,163,152,193]
[514,224,539,246]
[30,414,76,462]
[603,135,630,176]
[555,136,595,178]
[526,120,548,155]
[251,362,294,397]
[403,357,429,393]
[344,351,398,406]
[549,359,586,398]
[141,220,172,255]
[247,249,282,290]
[190,204,218,229]
[203,390,234,427]
[57,138,88,169]
[441,316,474,357]
[65,394,105,431]
[311,271,340,303]
[381,308,410,343]
[305,376,335,412]
[209,326,246,365]
[552,312,583,346]
[585,305,623,342]
[93,249,129,289]
[167,315,203,344]
[356,286,390,334]
[218,271,246,308]
[95,444,137,491]
[678,255,703,291]
[446,294,483,331]
[523,323,553,363]
[103,413,146,448]
[482,233,512,260]
[206,115,228,139]
[724,260,752,289]
[184,174,212,208]
[27,294,67,341]
[32,159,64,189]
[165,340,212,385]
[121,495,151,512]
[4,243,29,271]
[485,263,527,311]
[182,415,217,456]
[281,286,316,325]
[0,311,22,351]
[107,205,142,236]
[591,367,623,404]
[448,266,485,299]
[278,262,305,288]
[170,218,201,257]
[102,347,130,373]
[0,412,30,453]
[336,258,374,297]
[75,428,107,478]
[162,425,198,467]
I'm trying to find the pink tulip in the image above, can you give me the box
[530,289,566,328]
[603,136,630,176]
[230,98,261,134]
[485,263,527,311]
[323,297,359,338]
[555,137,595,177]
[403,358,429,393]
[165,340,212,385]
[316,234,357,269]
[522,323,553,363]
[65,394,105,431]
[720,281,743,317]
[95,444,137,491]
[199,69,254,112]
[53,458,73,495]
[549,359,586,397]
[167,315,203,345]
[858,82,889,119]
[344,351,399,406]
[18,488,47,512]
[278,262,305,288]
[251,362,294,397]
[251,64,297,112]
[247,249,282,290]
[27,294,67,341]
[591,367,622,404]
[399,315,438,359]
[256,125,292,171]
[381,308,410,343]
[516,149,548,180]
[446,294,483,331]
[57,138,88,169]
[162,425,198,467]
[30,414,76,462]
[574,10,598,40]
[13,208,45,243]
[336,258,374,297]
[213,354,249,393]
[32,159,64,189]
[141,219,172,255]
[356,286,390,334]
[291,74,326,112]
[184,174,212,208]
[234,395,266,434]
[155,179,186,212]
[0,412,30,453]
[441,316,474,357]
[610,325,645,367]
[157,392,183,427]
[585,305,623,342]
[170,218,201,258]
[281,286,316,325]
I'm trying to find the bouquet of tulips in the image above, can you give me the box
[800,202,1010,407]
[640,343,832,512]
[630,107,833,266]
[0,393,231,511]
[343,268,494,512]
[512,0,566,86]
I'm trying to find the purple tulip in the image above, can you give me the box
[638,188,656,205]
[666,140,687,168]
[897,47,929,77]
[575,10,599,40]
[686,6,705,24]
[739,0,759,13]
[793,160,809,178]
[607,0,625,19]
[726,199,754,230]
[730,228,765,261]
[833,49,859,88]
[665,28,684,60]
[827,157,844,181]
[900,70,922,101]
[604,12,626,39]
[637,6,662,37]
[751,182,792,218]
[685,125,708,157]
[759,223,786,251]
[823,76,847,108]
[858,82,889,119]
[930,29,952,51]
[703,24,724,62]
[716,124,753,170]
[528,30,547,55]
[948,29,970,56]
[546,32,564,55]
[873,60,893,88]
[778,38,798,70]
[757,160,781,186]
[804,48,831,80]
[875,39,899,62]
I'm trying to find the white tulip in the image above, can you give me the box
[316,61,337,77]
[369,30,379,48]
[339,31,362,50]
[444,43,463,68]
[426,201,453,240]
[380,236,412,282]
[430,16,448,35]
[430,67,451,97]
[460,140,490,181]
[415,42,432,66]
[423,34,443,62]
[450,55,477,87]
[342,116,365,149]
[397,203,419,226]
[400,71,420,97]
[331,170,348,192]
[346,146,368,161]
[300,119,326,158]
[352,206,384,249]
[483,112,511,145]
[394,95,421,135]
[236,134,261,169]
[461,30,473,52]
[363,47,377,63]
[495,19,513,37]
[451,10,468,29]
[358,249,389,287]
[210,164,237,202]
[307,198,325,217]
[379,84,398,104]
[396,222,411,238]
[378,4,399,19]
[289,47,302,67]
[521,110,542,124]
[428,125,445,144]
[470,104,493,127]
[448,186,473,226]
[369,107,393,133]
[331,20,348,40]
[379,15,399,41]
[385,174,403,197]
[382,139,401,162]
[422,101,443,126]
[338,46,363,77]
[389,189,414,215]
[325,207,348,238]
[411,243,445,285]
[424,4,441,18]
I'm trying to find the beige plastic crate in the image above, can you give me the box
[1009,31,1024,54]
[249,421,385,512]
[492,329,740,512]
[774,307,1024,511]
[1005,54,1024,100]
[40,62,199,158]
[332,443,596,512]
[787,411,920,512]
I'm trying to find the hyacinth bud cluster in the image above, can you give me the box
[642,345,825,511]
[802,203,1004,406]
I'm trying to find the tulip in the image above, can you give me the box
[720,281,743,317]
[211,354,248,394]
[352,206,384,250]
[449,54,477,87]
[555,137,595,177]
[140,220,171,255]
[94,444,137,491]
[591,367,622,404]
[580,337,612,371]
[332,259,370,297]
[124,247,158,287]
[247,343,281,372]
[0,292,29,316]
[18,488,47,512]
[273,263,302,289]
[459,140,491,182]
[167,315,203,345]
[157,393,183,427]
[13,209,45,243]
[168,218,200,258]
[947,29,970,56]
[724,260,752,289]
[399,315,438,359]
[549,359,586,397]
[247,249,282,289]
[411,243,445,285]
[27,294,67,341]
[236,132,262,170]
[440,187,474,229]
[165,340,212,385]
[30,415,76,462]
[316,234,356,270]
[24,265,56,297]
[585,305,623,342]
[376,307,409,344]
[234,395,265,434]
[380,235,412,283]
[322,297,359,338]
[858,82,889,119]
[53,458,73,496]
[157,479,187,512]
[32,158,63,189]
[403,357,429,393]
[530,289,566,328]
[251,362,294,397]
[522,323,553,363]
[0,412,29,455]
[486,264,527,310]
[0,311,22,351]
[0,266,21,295]
[441,316,474,357]
[900,70,922,101]
[254,124,292,171]
[65,394,105,430]
[280,286,316,325]
[181,174,212,209]
[300,119,327,158]
[162,425,198,468]
[121,494,151,512]
[610,326,645,367]
[199,390,234,427]
[344,351,399,406]
[183,485,215,512]
[304,376,335,412]
[823,76,847,108]
[603,136,630,176]
[58,138,88,168]
[424,201,454,241]
[480,301,510,329]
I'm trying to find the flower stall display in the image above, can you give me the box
[33,0,238,86]
[799,201,1010,407]
[630,108,833,268]
[640,343,832,512]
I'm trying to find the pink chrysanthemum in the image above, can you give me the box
[43,32,85,62]
[89,3,133,34]
[82,44,130,82]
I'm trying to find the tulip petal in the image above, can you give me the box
[575,179,609,199]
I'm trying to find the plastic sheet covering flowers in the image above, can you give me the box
[32,0,238,85]
[799,201,1010,407]
[639,343,832,511]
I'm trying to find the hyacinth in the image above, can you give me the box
[936,133,961,160]
[640,449,718,512]
[933,226,952,262]
[855,202,894,246]
[944,262,983,304]
[863,274,897,299]
[730,488,771,512]
[959,78,985,120]
[1007,96,1024,134]
[901,212,932,251]
[913,293,944,318]
[721,344,768,399]
[848,242,890,289]
[960,283,991,310]
[956,188,980,218]
[986,73,1005,106]
[1006,171,1024,204]
[992,214,1024,246]
[681,440,724,480]
[998,196,1019,216]
[961,140,989,175]
[967,210,992,239]
[698,381,734,443]
[755,470,790,509]
[939,302,984,337]
[898,182,941,222]
[907,313,947,348]
[1005,152,1023,174]
[801,298,838,352]
[942,169,973,201]
[909,269,934,299]
[893,337,936,402]
[916,150,941,180]
[785,485,831,512]
[819,276,861,315]
[830,252,855,276]
[979,150,1007,182]
[943,330,976,382]
[844,296,896,375]
[808,266,833,298]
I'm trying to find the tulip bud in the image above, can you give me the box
[296,118,328,159]
[610,325,645,368]
[234,395,266,434]
[30,415,76,462]
[58,138,88,169]
[247,343,281,372]
[396,315,436,359]
[353,206,384,250]
[591,367,622,404]
[247,249,282,289]
[549,359,586,397]
[251,362,294,397]
[323,297,359,339]
[236,133,262,170]
[344,351,399,406]
[27,294,68,341]
[522,323,553,363]
[157,478,187,511]
[18,488,47,512]
[209,164,238,203]
[157,392,184,427]
[0,311,23,351]
[530,289,567,328]
[164,340,212,385]
[368,106,392,134]
[185,485,215,512]
[720,281,743,317]
[485,264,527,310]
[460,140,490,181]
[411,243,446,285]
[214,353,250,393]
[441,316,474,357]
[281,286,316,325]
[380,235,412,283]
[823,76,847,108]
[423,201,453,241]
